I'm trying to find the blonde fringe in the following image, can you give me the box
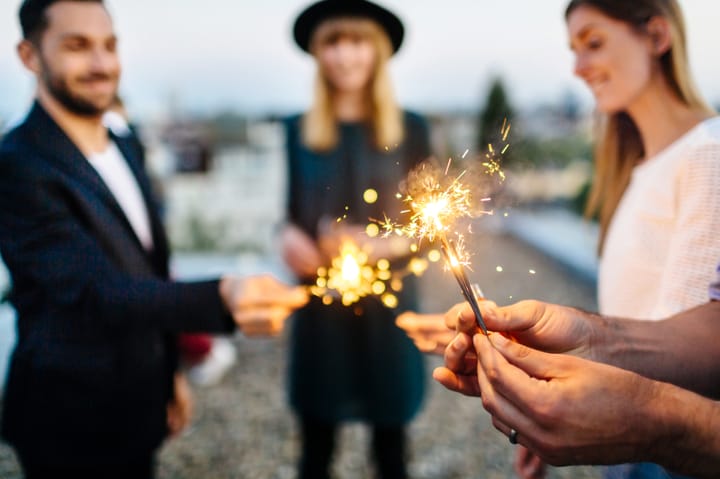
[302,18,404,152]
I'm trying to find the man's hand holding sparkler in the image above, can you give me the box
[219,274,308,337]
[433,299,599,396]
[445,300,596,358]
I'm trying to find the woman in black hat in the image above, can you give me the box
[280,1,429,477]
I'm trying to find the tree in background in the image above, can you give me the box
[478,76,515,165]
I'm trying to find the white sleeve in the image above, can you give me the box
[653,143,720,317]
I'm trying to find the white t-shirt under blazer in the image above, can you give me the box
[87,142,154,252]
[599,117,720,320]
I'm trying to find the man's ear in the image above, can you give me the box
[646,16,672,56]
[17,39,41,74]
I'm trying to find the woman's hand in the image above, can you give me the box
[396,311,455,355]
[515,446,547,479]
[281,224,324,279]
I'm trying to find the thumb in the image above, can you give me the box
[483,300,546,333]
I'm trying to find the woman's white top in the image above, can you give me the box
[598,117,720,320]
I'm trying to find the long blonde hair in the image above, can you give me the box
[565,0,715,253]
[302,17,404,152]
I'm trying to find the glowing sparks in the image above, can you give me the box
[366,223,380,238]
[363,188,378,204]
[427,249,442,262]
[408,257,429,276]
[482,118,511,183]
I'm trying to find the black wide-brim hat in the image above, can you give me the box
[293,0,404,54]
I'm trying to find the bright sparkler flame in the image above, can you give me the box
[378,120,510,273]
[341,252,361,283]
[379,163,477,267]
[312,240,400,307]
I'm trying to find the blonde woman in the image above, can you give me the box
[280,1,431,478]
[514,1,720,478]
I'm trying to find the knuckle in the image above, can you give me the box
[484,364,502,384]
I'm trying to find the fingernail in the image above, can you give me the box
[491,333,508,346]
[452,334,466,350]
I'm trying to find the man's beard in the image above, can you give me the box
[40,56,117,117]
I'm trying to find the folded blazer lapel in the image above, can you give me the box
[25,103,159,262]
[112,132,171,273]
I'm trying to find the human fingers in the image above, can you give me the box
[432,367,482,397]
[486,333,565,380]
[396,312,445,333]
[278,286,310,309]
[234,307,289,337]
[443,333,476,373]
[397,312,456,354]
[167,373,193,437]
[444,303,465,330]
[407,329,455,355]
[473,334,542,447]
[515,446,547,479]
[281,227,323,277]
[477,299,548,334]
[237,276,309,309]
[445,301,497,334]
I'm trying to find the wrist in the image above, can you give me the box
[219,276,243,313]
[644,381,720,476]
[586,310,623,364]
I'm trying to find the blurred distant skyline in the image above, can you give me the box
[1,0,720,122]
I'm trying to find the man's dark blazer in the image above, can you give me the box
[0,102,234,466]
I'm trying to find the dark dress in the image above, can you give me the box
[285,111,430,426]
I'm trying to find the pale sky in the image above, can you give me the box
[1,0,720,121]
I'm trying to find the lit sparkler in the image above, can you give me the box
[378,121,511,334]
[310,239,421,308]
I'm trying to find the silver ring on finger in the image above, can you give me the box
[509,428,518,445]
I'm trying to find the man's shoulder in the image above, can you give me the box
[0,123,28,164]
[0,120,51,176]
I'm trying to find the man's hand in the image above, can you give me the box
[167,372,193,438]
[219,274,308,336]
[432,332,481,397]
[460,333,671,466]
[396,312,455,355]
[444,300,596,359]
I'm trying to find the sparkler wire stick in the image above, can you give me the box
[439,235,488,335]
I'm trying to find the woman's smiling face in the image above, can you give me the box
[567,4,658,113]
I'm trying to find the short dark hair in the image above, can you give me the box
[19,0,104,42]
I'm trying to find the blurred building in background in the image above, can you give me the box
[0,84,599,389]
